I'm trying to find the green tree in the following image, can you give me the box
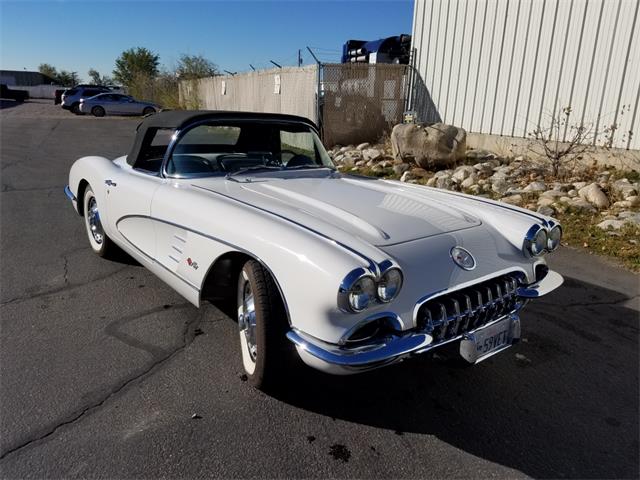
[113,47,160,87]
[56,70,79,87]
[38,63,58,82]
[88,68,112,85]
[176,54,217,80]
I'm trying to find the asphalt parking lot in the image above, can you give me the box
[1,100,638,479]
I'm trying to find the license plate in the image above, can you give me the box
[459,316,518,363]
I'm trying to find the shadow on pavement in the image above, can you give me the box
[0,99,23,110]
[271,276,639,478]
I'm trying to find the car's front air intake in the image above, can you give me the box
[416,273,523,343]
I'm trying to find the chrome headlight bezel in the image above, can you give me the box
[524,223,562,257]
[337,268,377,313]
[547,225,562,251]
[338,262,404,313]
[377,267,403,303]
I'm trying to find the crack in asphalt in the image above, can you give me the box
[0,185,66,194]
[0,266,129,309]
[104,303,193,359]
[62,255,70,285]
[0,304,205,461]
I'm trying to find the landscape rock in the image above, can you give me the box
[491,178,510,195]
[524,181,547,192]
[570,198,597,212]
[391,122,466,169]
[410,167,431,178]
[540,189,564,199]
[578,183,610,209]
[626,195,640,207]
[393,163,411,175]
[466,149,497,160]
[461,173,478,189]
[611,178,638,199]
[537,197,556,207]
[356,142,370,151]
[400,171,416,183]
[537,206,555,216]
[500,194,523,206]
[452,166,476,182]
[597,219,626,230]
[362,148,382,162]
[618,211,640,225]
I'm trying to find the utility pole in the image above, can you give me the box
[298,49,302,67]
[269,60,282,69]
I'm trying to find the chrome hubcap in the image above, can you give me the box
[87,197,104,244]
[238,274,258,362]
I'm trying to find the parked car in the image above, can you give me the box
[64,111,564,389]
[79,93,158,117]
[61,86,111,114]
[1,84,29,103]
[54,89,65,105]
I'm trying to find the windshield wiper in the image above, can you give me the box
[227,165,282,177]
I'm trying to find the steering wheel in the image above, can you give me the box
[279,149,298,164]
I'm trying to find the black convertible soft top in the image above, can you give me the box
[127,110,318,167]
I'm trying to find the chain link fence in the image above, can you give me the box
[320,63,410,147]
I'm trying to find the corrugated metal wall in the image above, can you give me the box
[411,0,640,150]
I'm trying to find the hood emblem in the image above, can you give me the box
[451,247,476,270]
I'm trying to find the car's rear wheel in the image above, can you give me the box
[83,186,114,257]
[236,259,293,389]
[142,107,155,116]
[92,106,105,117]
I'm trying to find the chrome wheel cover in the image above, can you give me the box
[87,197,104,244]
[238,271,258,363]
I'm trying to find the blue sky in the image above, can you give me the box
[0,0,413,81]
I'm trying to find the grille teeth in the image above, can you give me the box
[418,273,522,343]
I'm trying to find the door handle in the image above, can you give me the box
[105,179,117,187]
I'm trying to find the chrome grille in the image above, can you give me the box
[416,273,522,343]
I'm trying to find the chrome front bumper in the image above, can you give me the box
[287,270,563,374]
[64,185,78,213]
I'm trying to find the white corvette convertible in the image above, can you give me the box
[65,111,563,388]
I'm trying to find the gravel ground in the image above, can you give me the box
[0,103,638,479]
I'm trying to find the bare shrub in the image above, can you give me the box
[528,107,595,178]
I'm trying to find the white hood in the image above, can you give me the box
[191,172,482,247]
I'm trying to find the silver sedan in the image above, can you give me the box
[79,93,159,117]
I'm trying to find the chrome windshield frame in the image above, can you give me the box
[160,117,330,180]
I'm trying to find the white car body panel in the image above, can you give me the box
[66,112,563,375]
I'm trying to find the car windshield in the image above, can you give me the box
[165,121,334,178]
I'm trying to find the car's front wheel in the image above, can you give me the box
[71,102,82,115]
[83,186,114,257]
[236,259,293,389]
[91,106,105,117]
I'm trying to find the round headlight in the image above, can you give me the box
[530,228,548,256]
[377,268,403,302]
[547,225,562,251]
[348,276,376,312]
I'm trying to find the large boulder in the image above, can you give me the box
[391,123,466,169]
[578,183,610,209]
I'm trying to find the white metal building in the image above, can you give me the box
[411,0,640,150]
